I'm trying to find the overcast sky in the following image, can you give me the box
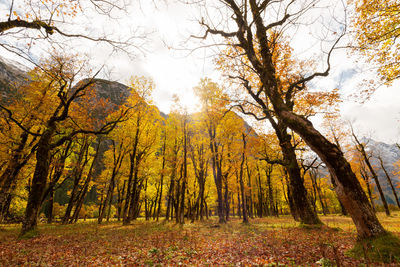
[1,0,399,144]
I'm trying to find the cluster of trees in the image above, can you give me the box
[1,61,399,237]
[0,55,129,234]
[1,0,400,258]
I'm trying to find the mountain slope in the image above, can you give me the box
[362,138,400,205]
[0,56,28,103]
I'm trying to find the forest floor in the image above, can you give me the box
[1,213,400,266]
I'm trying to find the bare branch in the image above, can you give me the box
[225,104,267,121]
[191,18,238,39]
[0,104,42,137]
[50,107,130,148]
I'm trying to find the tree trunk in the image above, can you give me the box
[353,136,390,216]
[266,166,274,216]
[378,156,400,209]
[360,168,376,212]
[166,175,175,221]
[117,180,126,221]
[277,109,386,238]
[47,187,54,224]
[239,134,248,223]
[277,123,320,224]
[156,137,166,221]
[21,127,54,235]
[126,164,140,223]
[179,121,188,224]
[256,166,263,217]
[261,111,319,224]
[106,189,114,222]
[63,139,90,224]
[224,175,230,221]
[245,159,254,219]
[208,125,226,223]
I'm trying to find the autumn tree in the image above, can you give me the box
[0,117,37,222]
[119,76,161,225]
[192,1,398,251]
[216,35,332,224]
[195,79,247,223]
[351,128,390,216]
[164,113,181,221]
[61,135,102,224]
[0,54,128,235]
[194,79,227,223]
[0,66,60,222]
[350,0,400,83]
[188,114,210,221]
[254,132,283,217]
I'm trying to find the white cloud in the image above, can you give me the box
[342,84,400,143]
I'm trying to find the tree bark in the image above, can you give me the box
[21,127,54,235]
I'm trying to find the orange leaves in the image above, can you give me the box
[294,88,341,118]
[6,0,82,27]
[216,32,339,119]
[350,0,400,84]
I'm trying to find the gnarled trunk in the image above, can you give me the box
[276,109,386,239]
[279,133,321,224]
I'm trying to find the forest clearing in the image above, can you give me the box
[2,0,400,265]
[1,213,400,266]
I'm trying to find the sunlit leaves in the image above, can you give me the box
[350,0,400,83]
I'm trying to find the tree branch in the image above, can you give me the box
[0,19,54,34]
[0,104,42,137]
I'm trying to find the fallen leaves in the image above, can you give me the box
[0,215,399,266]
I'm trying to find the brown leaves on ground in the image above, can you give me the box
[1,215,400,266]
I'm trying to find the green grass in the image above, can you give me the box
[348,232,400,263]
[18,229,40,239]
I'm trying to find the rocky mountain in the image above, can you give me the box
[0,56,28,103]
[0,55,130,108]
[0,56,169,119]
[363,138,400,171]
[362,138,400,205]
